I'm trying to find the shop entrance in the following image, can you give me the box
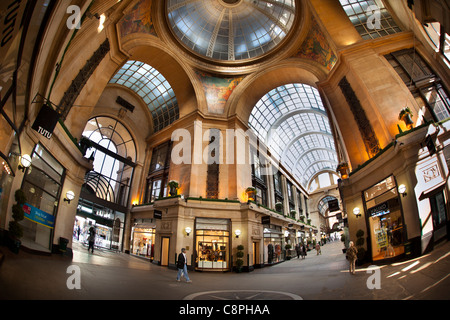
[161,237,170,266]
[252,241,260,266]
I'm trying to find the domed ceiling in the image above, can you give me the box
[166,0,296,61]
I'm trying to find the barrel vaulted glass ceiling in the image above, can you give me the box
[109,60,179,132]
[249,84,338,189]
[166,0,296,61]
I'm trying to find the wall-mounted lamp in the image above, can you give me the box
[398,184,407,197]
[235,229,241,238]
[185,226,192,236]
[353,207,361,218]
[64,190,75,204]
[18,154,31,172]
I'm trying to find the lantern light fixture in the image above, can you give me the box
[353,207,361,218]
[64,190,75,204]
[398,184,407,197]
[18,154,32,172]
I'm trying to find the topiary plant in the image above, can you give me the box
[9,189,26,240]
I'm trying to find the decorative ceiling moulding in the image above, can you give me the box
[149,0,308,75]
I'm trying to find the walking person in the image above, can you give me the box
[295,243,300,259]
[301,242,306,259]
[346,241,358,275]
[176,248,192,283]
[88,227,96,253]
[315,243,321,255]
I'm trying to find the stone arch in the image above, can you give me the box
[225,59,329,125]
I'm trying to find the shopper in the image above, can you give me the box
[295,244,300,259]
[346,241,358,275]
[315,243,321,255]
[88,227,96,253]
[301,243,306,259]
[176,248,192,283]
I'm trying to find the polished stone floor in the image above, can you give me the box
[0,239,449,303]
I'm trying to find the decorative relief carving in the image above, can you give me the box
[338,76,380,158]
[58,39,110,120]
[161,221,172,230]
[422,164,440,183]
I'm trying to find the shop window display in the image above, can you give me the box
[194,218,230,271]
[20,144,64,252]
[131,227,155,259]
[263,225,285,264]
[364,176,405,261]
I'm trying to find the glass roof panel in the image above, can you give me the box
[249,84,338,189]
[167,0,296,61]
[109,60,179,132]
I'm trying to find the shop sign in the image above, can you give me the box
[31,103,60,139]
[261,216,270,225]
[23,203,55,229]
[154,209,162,219]
[368,201,390,218]
[328,199,339,212]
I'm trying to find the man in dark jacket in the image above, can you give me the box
[176,248,192,283]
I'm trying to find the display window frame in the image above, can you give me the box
[131,226,156,260]
[19,144,65,252]
[194,218,231,271]
[263,224,285,264]
[363,175,407,262]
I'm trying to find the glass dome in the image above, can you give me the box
[166,0,296,61]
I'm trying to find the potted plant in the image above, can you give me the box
[168,180,179,196]
[245,187,256,202]
[398,107,414,130]
[275,202,283,212]
[290,210,296,219]
[79,136,93,156]
[336,162,349,179]
[8,189,26,253]
[299,215,305,223]
[235,245,244,272]
[285,244,292,260]
[356,229,366,265]
[307,218,312,225]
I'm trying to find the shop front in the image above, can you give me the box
[194,218,230,271]
[364,175,405,261]
[19,144,64,253]
[131,219,156,260]
[263,224,285,264]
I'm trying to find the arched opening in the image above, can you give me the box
[73,116,136,252]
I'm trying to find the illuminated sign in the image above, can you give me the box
[368,201,390,218]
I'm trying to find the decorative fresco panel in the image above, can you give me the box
[294,17,337,71]
[195,71,244,114]
[118,0,156,38]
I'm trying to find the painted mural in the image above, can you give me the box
[294,17,337,71]
[118,0,157,38]
[195,71,244,114]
